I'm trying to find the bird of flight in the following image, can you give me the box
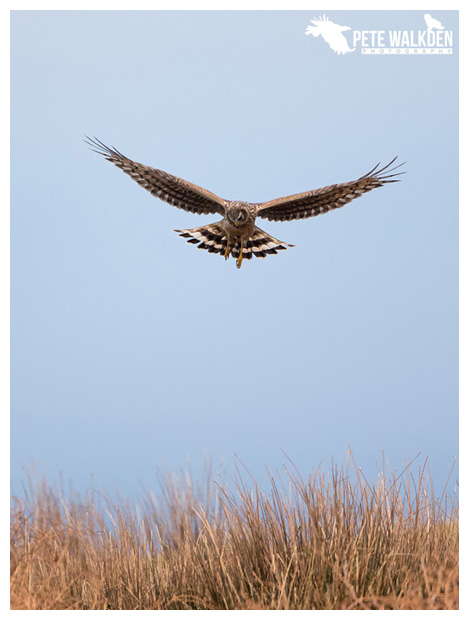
[86,137,404,269]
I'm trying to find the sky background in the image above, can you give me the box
[11,10,458,499]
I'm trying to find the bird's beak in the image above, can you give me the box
[234,222,238,227]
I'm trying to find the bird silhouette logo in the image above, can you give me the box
[424,13,445,32]
[305,15,355,55]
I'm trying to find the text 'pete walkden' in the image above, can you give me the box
[355,29,453,54]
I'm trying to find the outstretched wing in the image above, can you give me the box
[257,158,404,222]
[85,137,226,216]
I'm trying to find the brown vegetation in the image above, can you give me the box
[10,454,458,610]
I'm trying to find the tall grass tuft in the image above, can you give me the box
[10,453,458,610]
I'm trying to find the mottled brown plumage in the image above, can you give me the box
[86,137,404,268]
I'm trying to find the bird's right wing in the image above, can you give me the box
[86,137,227,216]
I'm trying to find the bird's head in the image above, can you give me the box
[228,205,249,227]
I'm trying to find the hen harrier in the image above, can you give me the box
[86,138,403,269]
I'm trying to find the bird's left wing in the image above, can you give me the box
[86,137,227,216]
[257,159,404,222]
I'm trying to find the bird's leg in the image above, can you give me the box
[224,236,231,260]
[236,241,244,269]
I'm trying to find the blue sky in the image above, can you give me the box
[11,10,458,498]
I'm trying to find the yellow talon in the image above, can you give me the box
[224,238,230,260]
[236,243,244,269]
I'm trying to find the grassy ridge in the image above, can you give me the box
[10,454,458,610]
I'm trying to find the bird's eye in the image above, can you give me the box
[237,211,245,222]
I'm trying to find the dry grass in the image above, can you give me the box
[10,453,458,610]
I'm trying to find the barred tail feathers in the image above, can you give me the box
[174,222,293,262]
[233,226,294,259]
[174,222,228,256]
